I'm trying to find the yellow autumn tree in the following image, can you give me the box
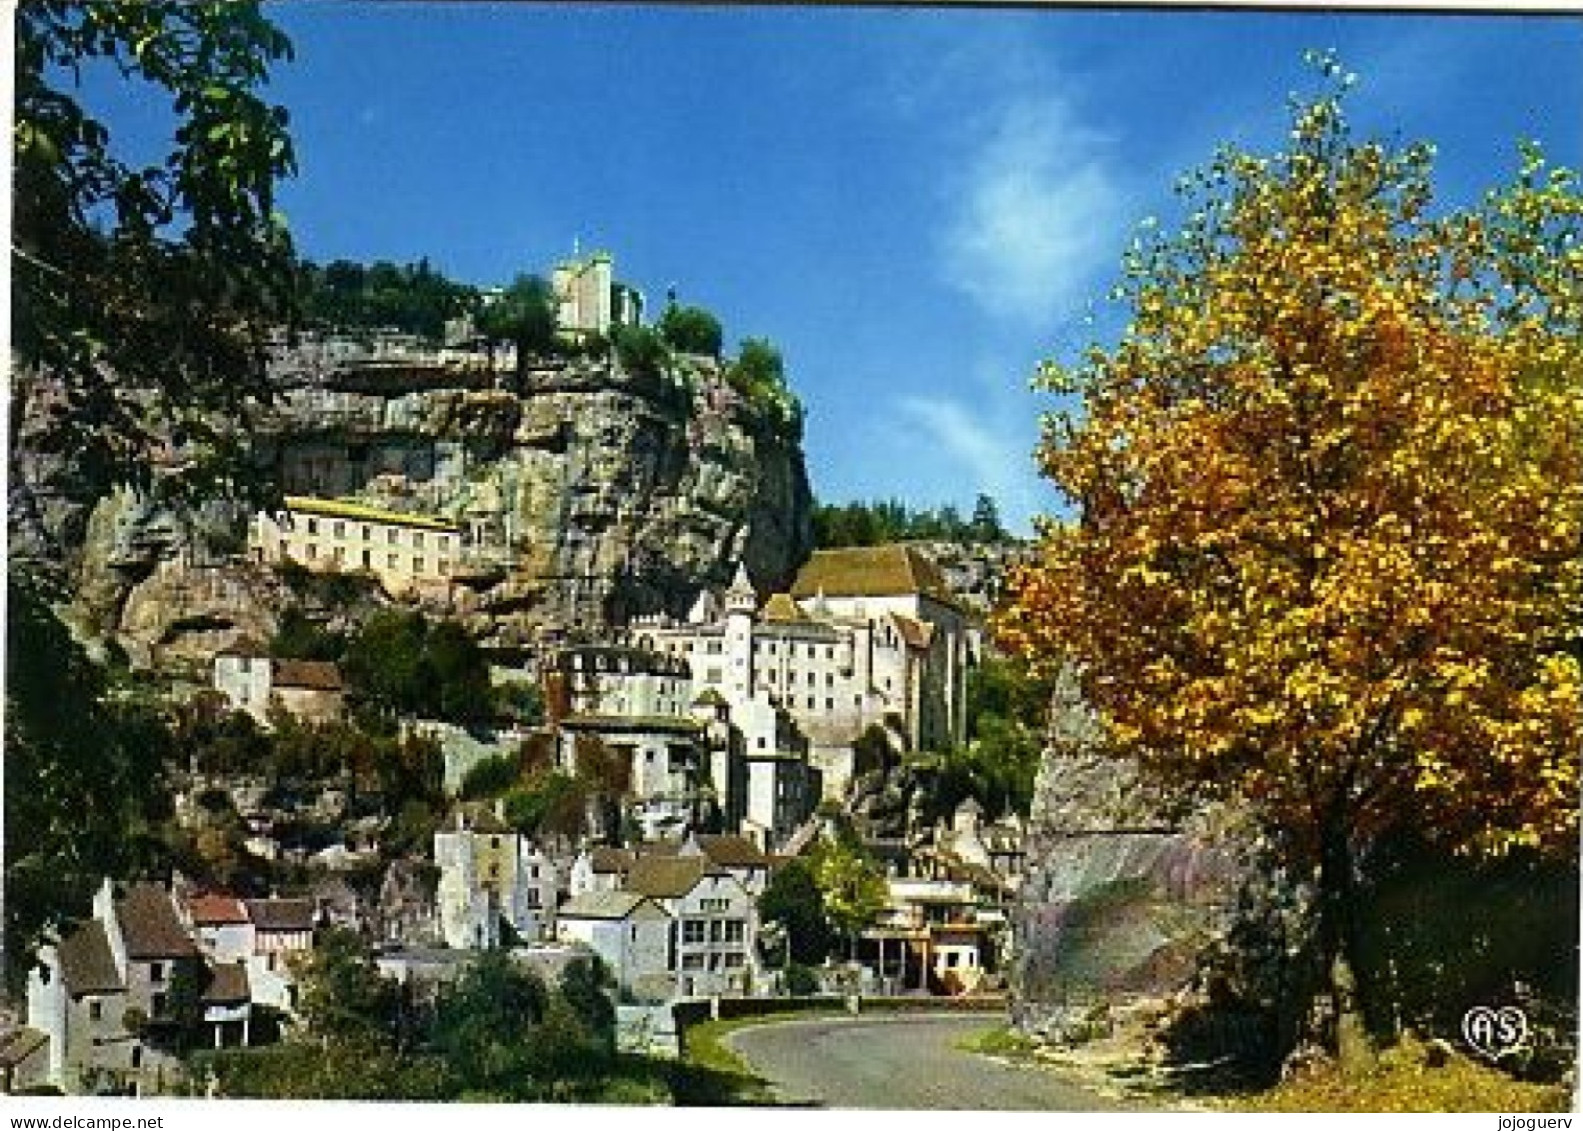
[998,59,1581,1068]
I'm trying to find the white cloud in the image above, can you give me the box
[942,93,1128,328]
[896,395,1044,534]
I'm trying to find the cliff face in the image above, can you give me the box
[11,344,814,668]
[1010,667,1247,1036]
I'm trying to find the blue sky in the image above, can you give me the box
[87,4,1583,533]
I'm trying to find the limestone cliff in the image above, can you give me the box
[1010,666,1247,1036]
[10,341,814,670]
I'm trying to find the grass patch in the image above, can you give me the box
[673,1009,845,1106]
[955,1024,1041,1060]
[1221,1037,1573,1113]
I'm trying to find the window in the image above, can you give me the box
[387,553,399,569]
[724,953,744,968]
[266,953,278,972]
[807,697,815,709]
[131,1045,143,1069]
[362,549,372,568]
[413,557,425,573]
[89,1000,103,1021]
[682,953,705,970]
[149,963,165,983]
[827,698,835,711]
[305,517,318,535]
[334,521,345,538]
[362,525,371,541]
[413,532,425,548]
[700,897,729,913]
[152,992,167,1016]
[306,543,317,560]
[387,529,398,545]
[709,920,724,942]
[682,920,706,945]
[724,921,745,943]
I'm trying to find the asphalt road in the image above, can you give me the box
[723,1012,1126,1111]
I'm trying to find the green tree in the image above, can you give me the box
[969,494,1006,543]
[4,576,176,993]
[476,273,557,387]
[425,619,492,723]
[431,949,548,1098]
[13,1,297,502]
[459,754,521,801]
[657,303,724,357]
[759,857,836,966]
[611,323,669,378]
[811,837,887,961]
[342,611,493,726]
[8,0,297,992]
[556,956,617,1061]
[291,928,401,1048]
[269,607,345,661]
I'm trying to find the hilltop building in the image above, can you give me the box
[551,249,645,343]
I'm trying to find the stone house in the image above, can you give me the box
[567,845,635,899]
[621,856,756,998]
[544,644,704,841]
[679,833,775,899]
[434,809,560,948]
[183,893,252,964]
[26,881,219,1094]
[212,650,345,726]
[555,892,674,1004]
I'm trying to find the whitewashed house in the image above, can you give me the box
[556,892,674,1003]
[621,856,756,998]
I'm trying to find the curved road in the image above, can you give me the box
[724,1012,1126,1111]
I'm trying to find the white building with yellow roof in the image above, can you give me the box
[250,495,463,597]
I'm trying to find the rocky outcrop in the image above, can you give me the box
[1010,667,1247,1038]
[11,343,814,666]
[910,539,1034,618]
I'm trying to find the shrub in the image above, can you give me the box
[784,963,819,997]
